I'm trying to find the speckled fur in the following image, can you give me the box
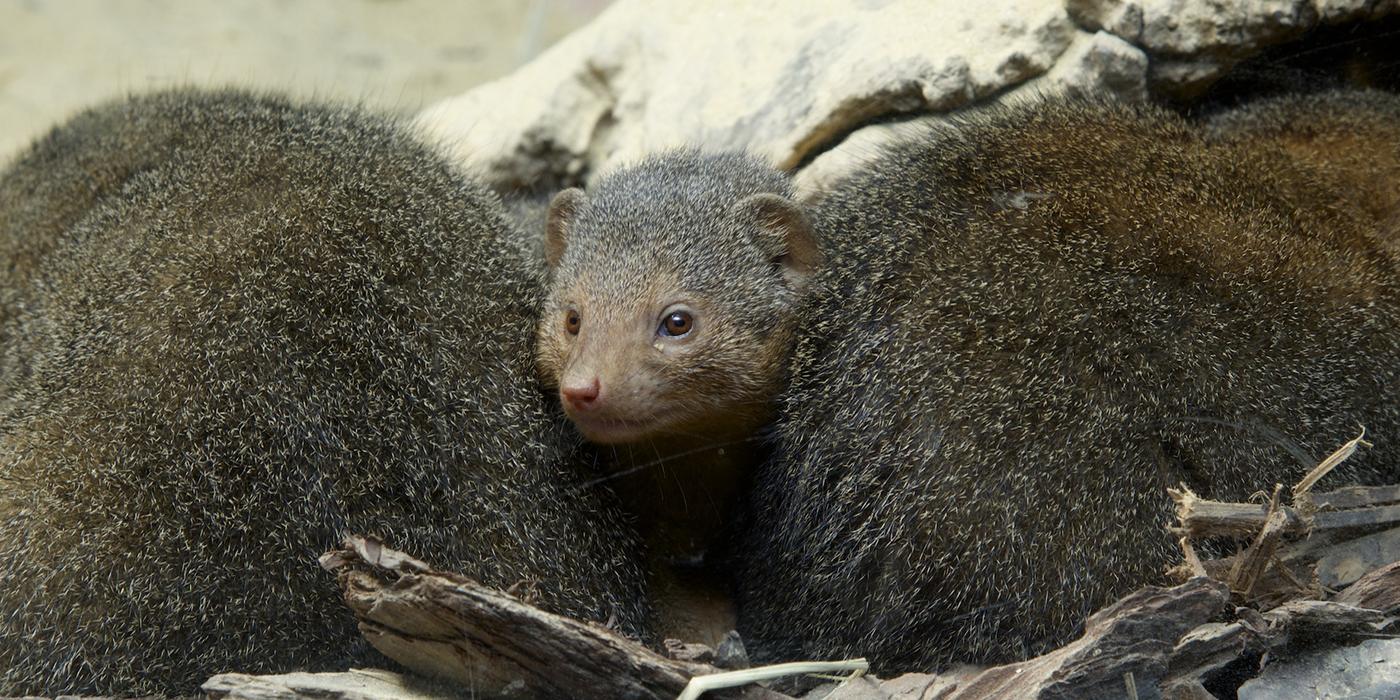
[732,92,1400,671]
[1204,90,1400,251]
[0,89,648,695]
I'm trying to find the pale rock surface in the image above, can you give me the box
[1236,638,1400,700]
[1042,29,1149,100]
[418,0,1400,194]
[801,672,971,699]
[1068,0,1400,95]
[416,0,1077,191]
[796,27,1148,200]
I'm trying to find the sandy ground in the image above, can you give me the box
[0,0,609,160]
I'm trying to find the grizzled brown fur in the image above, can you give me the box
[1204,90,1400,249]
[0,89,648,695]
[732,91,1400,671]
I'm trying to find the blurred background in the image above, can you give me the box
[0,0,611,160]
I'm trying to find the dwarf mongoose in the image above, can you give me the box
[534,150,818,645]
[0,88,649,695]
[734,91,1400,671]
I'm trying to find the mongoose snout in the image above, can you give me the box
[560,374,601,409]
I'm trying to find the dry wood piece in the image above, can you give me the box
[321,536,791,700]
[935,578,1231,700]
[1334,559,1400,613]
[308,435,1400,699]
[1225,485,1290,596]
[1168,433,1400,605]
[202,668,458,700]
[1168,484,1400,542]
[1158,598,1391,696]
[1312,484,1400,510]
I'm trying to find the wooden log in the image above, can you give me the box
[940,578,1231,699]
[1227,486,1289,596]
[1334,560,1400,614]
[1170,486,1400,541]
[1311,484,1400,511]
[202,669,458,700]
[1170,478,1400,607]
[321,536,790,700]
[1170,488,1276,538]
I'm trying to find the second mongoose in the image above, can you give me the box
[0,89,650,696]
[734,90,1400,671]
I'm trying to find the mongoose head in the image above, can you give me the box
[537,150,819,445]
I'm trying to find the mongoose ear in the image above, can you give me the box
[732,193,820,286]
[545,188,586,269]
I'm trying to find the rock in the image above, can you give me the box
[794,579,1232,700]
[418,0,1400,191]
[1237,639,1400,700]
[792,116,943,201]
[201,669,461,700]
[1158,599,1394,695]
[715,630,753,670]
[662,631,752,669]
[1315,526,1400,589]
[1041,29,1149,100]
[1066,0,1400,96]
[1067,0,1315,55]
[797,26,1150,201]
[802,677,891,700]
[416,0,1076,191]
[1315,0,1400,23]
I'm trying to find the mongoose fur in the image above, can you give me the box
[732,90,1400,671]
[534,151,818,644]
[0,89,649,695]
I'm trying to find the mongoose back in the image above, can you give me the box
[535,150,818,643]
[1204,89,1400,249]
[732,90,1400,671]
[0,89,649,695]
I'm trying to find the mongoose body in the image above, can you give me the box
[0,89,649,695]
[534,151,818,644]
[733,91,1400,670]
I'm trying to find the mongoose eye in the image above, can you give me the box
[659,310,694,337]
[564,309,581,336]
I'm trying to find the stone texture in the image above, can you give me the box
[1068,0,1316,55]
[1042,29,1149,100]
[1237,639,1400,700]
[1067,0,1400,95]
[418,0,1400,193]
[792,116,943,201]
[416,0,1076,190]
[796,25,1147,202]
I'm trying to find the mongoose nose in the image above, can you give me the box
[561,377,602,410]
